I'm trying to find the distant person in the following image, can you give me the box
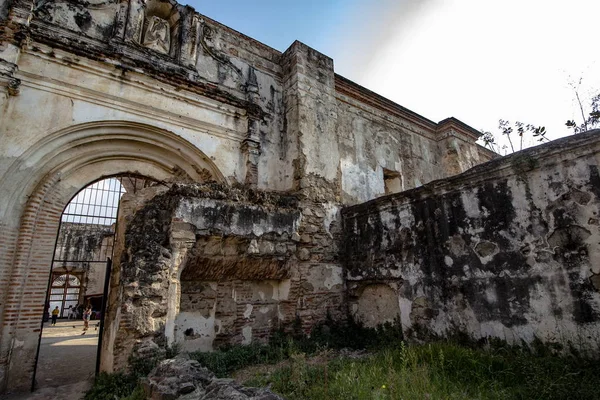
[82,306,92,334]
[67,305,76,320]
[51,306,59,325]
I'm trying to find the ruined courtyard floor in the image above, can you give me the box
[1,320,99,399]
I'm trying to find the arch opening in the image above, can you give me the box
[0,121,226,392]
[33,175,163,390]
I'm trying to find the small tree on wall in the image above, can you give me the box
[565,77,600,133]
[481,82,599,155]
[481,120,548,155]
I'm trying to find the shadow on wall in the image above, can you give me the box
[343,130,600,353]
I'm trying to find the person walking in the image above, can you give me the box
[51,306,60,326]
[67,305,76,320]
[82,305,92,334]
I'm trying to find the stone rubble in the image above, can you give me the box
[142,356,284,400]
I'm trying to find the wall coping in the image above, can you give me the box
[342,129,600,218]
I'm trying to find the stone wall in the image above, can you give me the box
[53,222,114,264]
[343,130,600,352]
[103,183,346,370]
[335,79,495,204]
[52,222,114,297]
[0,0,492,391]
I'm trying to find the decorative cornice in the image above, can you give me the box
[343,129,600,218]
[335,74,438,133]
[335,74,483,145]
[26,20,268,119]
[436,117,482,141]
[18,46,250,141]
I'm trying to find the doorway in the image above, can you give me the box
[32,176,149,389]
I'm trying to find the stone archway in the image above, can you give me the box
[0,121,225,392]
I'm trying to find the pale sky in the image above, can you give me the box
[190,0,600,152]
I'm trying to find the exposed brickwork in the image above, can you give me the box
[1,0,494,394]
[0,175,65,391]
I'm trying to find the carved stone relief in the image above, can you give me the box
[33,0,119,40]
[142,15,170,54]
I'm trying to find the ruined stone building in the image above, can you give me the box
[1,0,600,394]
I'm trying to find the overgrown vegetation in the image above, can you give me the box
[84,343,176,400]
[244,341,600,400]
[481,120,548,155]
[190,316,403,377]
[85,317,600,400]
[481,81,599,155]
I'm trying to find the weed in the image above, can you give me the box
[190,315,404,378]
[84,341,177,400]
[83,373,138,400]
[85,319,600,400]
[246,342,600,400]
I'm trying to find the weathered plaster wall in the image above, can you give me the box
[34,0,120,41]
[343,130,600,352]
[0,48,248,187]
[335,81,496,205]
[193,16,294,191]
[52,222,114,297]
[105,183,346,370]
[0,0,491,391]
[25,0,293,190]
[53,223,114,265]
[336,98,440,204]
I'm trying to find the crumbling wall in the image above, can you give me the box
[335,96,441,203]
[0,0,10,22]
[34,0,119,41]
[24,0,294,191]
[343,130,600,352]
[53,222,114,263]
[105,183,346,370]
[52,222,114,296]
[335,81,496,205]
[0,0,495,391]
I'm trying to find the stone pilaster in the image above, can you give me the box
[179,8,201,68]
[436,118,485,178]
[242,119,261,188]
[111,0,130,41]
[281,41,339,201]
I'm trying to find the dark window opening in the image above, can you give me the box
[383,168,402,195]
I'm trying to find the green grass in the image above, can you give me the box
[84,343,170,400]
[190,318,404,377]
[244,342,600,400]
[85,318,600,400]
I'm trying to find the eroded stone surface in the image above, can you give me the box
[0,0,518,392]
[103,183,346,369]
[343,130,600,352]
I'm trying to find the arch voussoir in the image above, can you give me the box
[0,121,225,392]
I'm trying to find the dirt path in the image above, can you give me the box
[1,320,100,400]
[36,320,100,388]
[0,381,92,400]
